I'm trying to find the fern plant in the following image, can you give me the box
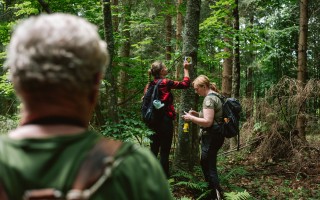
[224,190,252,200]
[220,166,249,190]
[171,169,208,198]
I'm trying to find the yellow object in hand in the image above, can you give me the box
[183,123,189,133]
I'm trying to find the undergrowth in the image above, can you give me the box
[170,161,254,200]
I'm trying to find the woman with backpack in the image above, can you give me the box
[182,75,225,200]
[142,60,190,178]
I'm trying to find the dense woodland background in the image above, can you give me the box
[0,0,319,199]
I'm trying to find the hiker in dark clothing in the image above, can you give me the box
[182,75,225,200]
[143,60,190,178]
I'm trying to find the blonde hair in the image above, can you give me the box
[192,75,220,93]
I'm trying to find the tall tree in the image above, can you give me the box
[233,0,240,99]
[175,0,183,79]
[245,15,255,119]
[221,35,232,98]
[221,1,234,98]
[165,0,173,60]
[219,1,234,149]
[174,0,201,171]
[102,0,119,123]
[118,0,132,105]
[296,0,308,140]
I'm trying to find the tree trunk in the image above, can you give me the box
[112,0,119,32]
[233,0,240,99]
[296,0,308,140]
[118,0,131,106]
[221,6,233,98]
[222,38,232,98]
[245,15,254,119]
[165,0,173,61]
[222,25,233,149]
[102,0,119,123]
[175,0,183,79]
[174,0,201,171]
[230,0,241,149]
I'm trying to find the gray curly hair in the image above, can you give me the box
[5,13,109,93]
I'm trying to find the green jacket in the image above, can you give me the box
[0,131,173,200]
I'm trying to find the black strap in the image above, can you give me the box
[151,79,163,101]
[208,93,240,151]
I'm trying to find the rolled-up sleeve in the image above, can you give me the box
[168,77,190,89]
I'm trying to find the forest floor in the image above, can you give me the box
[171,140,320,200]
[226,157,319,199]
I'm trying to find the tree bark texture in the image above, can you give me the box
[296,0,308,139]
[118,0,131,106]
[174,0,201,171]
[175,0,183,79]
[165,0,173,61]
[112,0,119,32]
[245,15,254,119]
[222,37,232,98]
[102,0,119,123]
[233,0,240,99]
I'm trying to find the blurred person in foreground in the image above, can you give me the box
[0,13,172,200]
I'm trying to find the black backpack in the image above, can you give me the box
[141,79,164,128]
[209,93,242,150]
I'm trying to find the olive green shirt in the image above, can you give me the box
[200,92,223,125]
[0,131,173,200]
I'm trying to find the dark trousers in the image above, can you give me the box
[200,130,225,193]
[149,115,173,178]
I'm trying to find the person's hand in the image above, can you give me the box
[188,108,197,116]
[183,61,190,69]
[182,111,193,122]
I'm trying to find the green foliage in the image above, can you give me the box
[0,23,10,46]
[174,181,207,193]
[0,73,14,97]
[175,197,192,200]
[220,166,249,189]
[170,168,209,199]
[224,190,252,200]
[171,166,253,200]
[100,110,154,145]
[253,121,267,133]
[0,115,18,134]
[13,1,39,17]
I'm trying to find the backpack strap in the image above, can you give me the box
[151,79,163,100]
[208,93,241,151]
[67,139,122,199]
[23,138,122,200]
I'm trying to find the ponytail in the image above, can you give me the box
[210,83,220,93]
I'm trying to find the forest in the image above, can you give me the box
[0,0,319,199]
